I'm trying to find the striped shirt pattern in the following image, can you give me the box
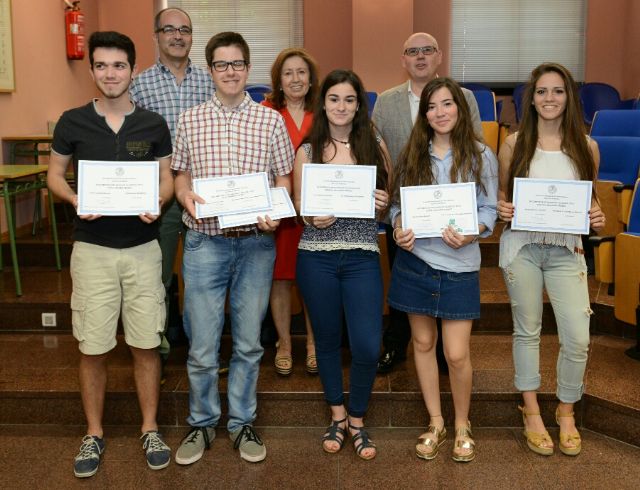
[129,60,214,142]
[172,92,294,236]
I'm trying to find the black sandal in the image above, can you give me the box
[322,416,347,453]
[349,422,377,460]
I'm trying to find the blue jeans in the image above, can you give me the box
[501,244,591,403]
[182,230,275,431]
[296,249,383,418]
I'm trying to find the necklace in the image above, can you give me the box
[331,137,350,149]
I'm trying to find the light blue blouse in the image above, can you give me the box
[390,143,498,273]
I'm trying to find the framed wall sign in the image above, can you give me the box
[0,0,15,92]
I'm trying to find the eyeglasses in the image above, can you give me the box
[404,46,438,57]
[156,25,192,36]
[211,60,248,72]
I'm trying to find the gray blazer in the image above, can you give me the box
[372,80,483,166]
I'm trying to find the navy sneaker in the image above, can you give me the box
[141,431,171,470]
[73,435,105,478]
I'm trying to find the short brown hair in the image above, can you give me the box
[205,32,250,67]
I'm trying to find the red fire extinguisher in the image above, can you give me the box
[65,1,85,60]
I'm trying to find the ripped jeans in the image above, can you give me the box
[502,244,591,403]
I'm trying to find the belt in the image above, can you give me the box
[574,247,584,255]
[221,228,259,238]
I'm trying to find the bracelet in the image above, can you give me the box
[392,227,402,242]
[302,216,313,227]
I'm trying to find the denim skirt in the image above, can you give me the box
[387,248,480,320]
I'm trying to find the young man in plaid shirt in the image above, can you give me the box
[172,32,294,465]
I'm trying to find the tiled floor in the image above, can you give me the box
[1,425,639,489]
[2,327,638,487]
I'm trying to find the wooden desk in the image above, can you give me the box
[2,135,53,164]
[0,165,61,296]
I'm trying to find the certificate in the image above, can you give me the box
[400,182,479,238]
[300,164,376,218]
[77,160,159,216]
[193,172,271,219]
[218,187,296,228]
[512,178,592,234]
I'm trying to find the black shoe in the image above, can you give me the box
[219,358,229,376]
[377,349,406,374]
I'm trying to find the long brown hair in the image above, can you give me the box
[264,48,319,112]
[393,77,484,200]
[304,69,389,191]
[507,62,596,199]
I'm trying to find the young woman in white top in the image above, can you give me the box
[497,62,605,457]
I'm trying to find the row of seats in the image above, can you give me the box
[589,111,640,236]
[250,81,639,128]
[591,178,640,330]
[590,109,640,347]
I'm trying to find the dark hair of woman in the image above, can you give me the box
[304,69,389,191]
[507,62,597,200]
[264,48,319,112]
[392,77,484,201]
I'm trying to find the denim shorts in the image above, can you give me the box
[387,248,480,320]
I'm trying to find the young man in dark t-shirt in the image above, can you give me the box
[47,31,174,479]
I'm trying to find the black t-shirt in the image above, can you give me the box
[52,101,172,248]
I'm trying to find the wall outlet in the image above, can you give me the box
[43,336,59,349]
[41,313,57,327]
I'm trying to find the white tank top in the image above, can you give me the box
[499,147,584,268]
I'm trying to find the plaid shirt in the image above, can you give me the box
[129,60,214,142]
[172,92,294,236]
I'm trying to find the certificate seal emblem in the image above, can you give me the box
[227,180,236,188]
[548,185,557,195]
[115,167,124,177]
[335,170,343,179]
[434,190,442,199]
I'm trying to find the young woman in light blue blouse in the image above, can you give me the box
[389,77,498,462]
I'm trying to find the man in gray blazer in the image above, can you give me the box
[372,32,483,374]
